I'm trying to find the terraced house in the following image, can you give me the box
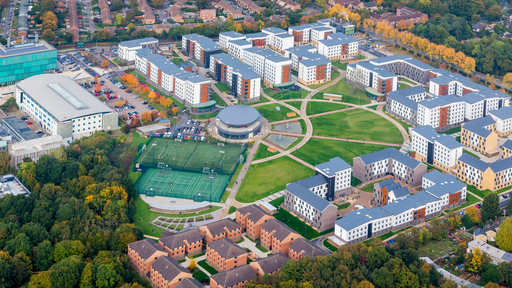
[206,238,248,272]
[150,256,192,288]
[288,238,330,261]
[158,229,204,260]
[457,154,512,191]
[260,219,301,255]
[128,239,167,280]
[200,218,243,243]
[249,253,289,276]
[235,204,274,240]
[210,265,256,288]
[461,117,499,157]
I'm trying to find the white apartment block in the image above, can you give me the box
[298,57,332,86]
[287,22,334,45]
[118,37,158,62]
[227,39,252,60]
[263,56,292,87]
[310,26,337,44]
[416,96,466,130]
[410,125,463,171]
[219,31,246,50]
[347,62,398,94]
[317,33,358,60]
[232,69,261,102]
[174,72,211,105]
[284,46,318,70]
[263,27,293,53]
[489,106,512,137]
[10,135,64,168]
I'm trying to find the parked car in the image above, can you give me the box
[126,89,132,93]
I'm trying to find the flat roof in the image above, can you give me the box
[119,37,158,48]
[0,175,31,198]
[2,117,39,141]
[16,75,115,122]
[0,40,56,58]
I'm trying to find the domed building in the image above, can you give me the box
[215,105,263,140]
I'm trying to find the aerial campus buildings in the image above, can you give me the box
[0,37,57,86]
[15,74,119,142]
[118,37,159,62]
[214,105,264,140]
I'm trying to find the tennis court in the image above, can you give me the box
[136,138,246,175]
[137,168,230,202]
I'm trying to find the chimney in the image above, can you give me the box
[21,36,25,44]
[35,33,39,43]
[7,36,10,47]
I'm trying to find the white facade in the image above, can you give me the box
[410,126,463,168]
[228,40,252,59]
[310,27,336,43]
[233,71,261,100]
[218,32,246,49]
[264,57,292,85]
[268,34,294,52]
[298,61,332,83]
[118,38,158,61]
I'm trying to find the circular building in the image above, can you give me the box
[215,105,263,140]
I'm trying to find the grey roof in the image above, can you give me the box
[175,278,203,288]
[312,26,334,32]
[274,33,294,39]
[375,179,397,190]
[389,186,410,198]
[463,91,487,104]
[462,116,496,138]
[502,139,512,151]
[403,58,434,71]
[159,229,203,250]
[210,265,256,287]
[151,256,190,282]
[286,45,317,54]
[474,228,485,236]
[357,61,397,78]
[290,22,326,31]
[2,117,39,141]
[207,238,247,259]
[237,69,260,80]
[229,39,253,47]
[220,31,245,38]
[261,218,299,241]
[335,207,392,231]
[119,37,158,48]
[358,148,422,169]
[370,54,411,64]
[16,75,115,122]
[128,239,166,260]
[407,190,441,205]
[136,49,183,75]
[300,57,330,67]
[237,204,271,223]
[412,125,462,150]
[245,32,268,39]
[202,219,241,236]
[318,38,346,47]
[196,39,222,51]
[382,197,419,214]
[288,238,330,258]
[262,27,287,35]
[0,40,56,58]
[251,253,289,274]
[327,32,358,44]
[387,92,418,111]
[425,178,466,197]
[489,106,512,120]
[211,53,252,71]
[458,153,489,172]
[285,182,333,212]
[267,55,292,64]
[252,48,280,58]
[183,33,209,41]
[316,157,352,176]
[185,75,211,84]
[217,105,262,126]
[382,182,402,193]
[418,95,463,109]
[490,156,512,173]
[294,175,327,189]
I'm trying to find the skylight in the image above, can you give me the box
[48,82,88,110]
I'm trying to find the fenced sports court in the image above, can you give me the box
[135,138,247,175]
[137,168,230,202]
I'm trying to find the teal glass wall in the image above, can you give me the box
[0,50,58,86]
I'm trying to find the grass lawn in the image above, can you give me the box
[264,87,309,100]
[467,185,511,199]
[401,78,417,85]
[171,58,185,65]
[269,196,284,208]
[323,239,338,252]
[274,208,334,240]
[210,92,228,106]
[192,270,209,284]
[256,244,269,252]
[417,239,459,259]
[228,206,237,214]
[385,111,414,133]
[445,193,480,213]
[308,71,340,90]
[227,164,243,189]
[313,78,370,105]
[236,157,315,203]
[215,83,230,93]
[399,83,411,90]
[463,149,480,159]
[292,138,392,165]
[253,143,278,161]
[198,260,218,275]
[286,100,303,111]
[255,103,298,122]
[440,126,461,135]
[306,101,348,116]
[298,119,307,134]
[112,58,124,65]
[358,54,366,60]
[133,196,221,237]
[336,202,351,210]
[311,109,402,144]
[332,61,348,70]
[359,179,386,193]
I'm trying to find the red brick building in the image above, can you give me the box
[210,265,256,288]
[199,9,217,21]
[150,256,193,288]
[128,239,168,280]
[200,219,243,243]
[206,238,248,272]
[249,253,288,277]
[260,219,301,255]
[235,204,274,240]
[288,238,330,261]
[159,229,204,260]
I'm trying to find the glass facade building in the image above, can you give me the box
[0,41,57,86]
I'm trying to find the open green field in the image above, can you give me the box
[385,111,414,133]
[417,239,459,259]
[215,83,230,93]
[467,185,511,199]
[313,78,370,105]
[253,143,278,161]
[274,208,333,240]
[311,109,402,144]
[286,100,303,111]
[308,71,341,90]
[332,61,348,70]
[445,193,480,213]
[292,138,392,165]
[236,157,314,203]
[306,101,348,115]
[133,196,221,237]
[264,87,308,100]
[255,103,298,122]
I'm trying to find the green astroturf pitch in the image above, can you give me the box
[137,168,230,202]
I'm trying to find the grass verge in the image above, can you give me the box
[198,260,218,275]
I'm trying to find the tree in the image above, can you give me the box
[40,0,56,14]
[467,247,482,274]
[461,213,475,229]
[485,5,502,21]
[34,240,54,271]
[94,30,113,42]
[41,29,55,42]
[41,11,58,31]
[96,263,122,288]
[367,245,391,269]
[195,0,208,9]
[95,82,102,93]
[358,281,374,288]
[484,283,500,288]
[363,19,375,32]
[496,217,512,252]
[187,259,197,271]
[28,271,52,288]
[53,240,86,263]
[466,206,481,223]
[101,60,109,68]
[298,0,311,6]
[141,112,152,124]
[158,111,165,119]
[130,118,141,127]
[151,0,164,8]
[281,19,288,29]
[171,107,179,116]
[503,73,512,89]
[115,14,124,26]
[150,111,158,121]
[11,252,32,287]
[481,192,500,222]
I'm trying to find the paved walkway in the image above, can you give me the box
[261,140,316,169]
[421,257,481,288]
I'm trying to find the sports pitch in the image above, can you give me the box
[137,168,230,202]
[136,138,245,175]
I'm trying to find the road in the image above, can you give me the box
[1,0,17,38]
